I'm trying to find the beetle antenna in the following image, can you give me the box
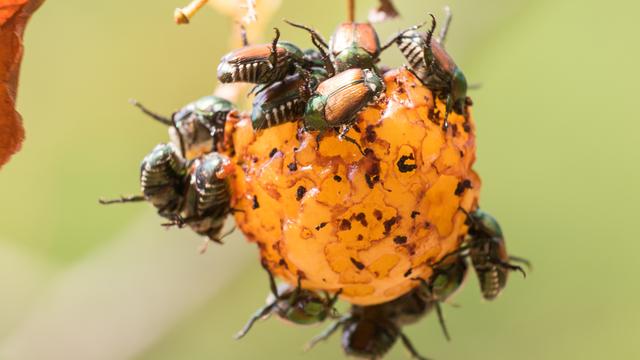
[268,27,281,71]
[425,13,437,48]
[129,99,173,126]
[98,195,145,205]
[380,20,428,52]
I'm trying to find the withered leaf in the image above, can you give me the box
[368,0,400,23]
[0,0,45,169]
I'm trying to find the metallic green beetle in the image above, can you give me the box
[251,67,328,131]
[306,290,430,360]
[303,68,384,132]
[394,10,468,129]
[176,152,232,245]
[285,20,397,75]
[217,28,312,85]
[235,270,341,339]
[466,209,529,300]
[131,95,234,156]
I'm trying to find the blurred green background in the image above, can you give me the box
[1,0,639,359]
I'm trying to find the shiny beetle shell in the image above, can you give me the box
[181,152,231,241]
[341,315,398,359]
[217,42,304,84]
[468,210,509,300]
[170,96,234,159]
[330,23,382,73]
[330,22,381,57]
[140,143,187,217]
[303,68,384,131]
[251,68,327,131]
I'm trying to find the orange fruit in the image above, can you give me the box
[222,67,480,305]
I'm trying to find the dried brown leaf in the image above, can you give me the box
[0,0,45,169]
[368,0,400,23]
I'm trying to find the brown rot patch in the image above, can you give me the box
[454,179,473,196]
[373,209,383,220]
[269,148,278,158]
[287,162,297,171]
[350,257,365,270]
[353,212,368,227]
[397,154,418,173]
[339,219,352,231]
[315,222,328,231]
[411,211,420,219]
[403,268,413,277]
[252,195,260,209]
[383,216,399,235]
[365,125,377,143]
[365,163,381,189]
[333,175,342,182]
[296,186,307,201]
[394,236,407,244]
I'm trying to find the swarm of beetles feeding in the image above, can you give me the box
[223,67,479,305]
[102,5,528,359]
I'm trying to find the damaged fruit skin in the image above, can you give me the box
[223,68,480,305]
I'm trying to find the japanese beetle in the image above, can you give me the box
[175,151,233,247]
[251,67,328,131]
[285,20,396,74]
[394,11,468,128]
[466,209,529,300]
[100,143,187,219]
[131,95,234,157]
[303,68,384,132]
[235,270,341,339]
[307,296,429,360]
[217,28,309,85]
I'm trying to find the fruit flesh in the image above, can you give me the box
[222,68,480,305]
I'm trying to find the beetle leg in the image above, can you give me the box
[509,255,532,271]
[291,274,303,301]
[268,27,281,72]
[328,288,343,307]
[438,6,452,44]
[442,94,454,133]
[429,245,470,269]
[310,35,336,76]
[493,259,527,278]
[434,301,451,341]
[379,21,428,52]
[129,99,173,126]
[198,225,234,253]
[425,13,437,47]
[399,331,431,360]
[338,126,365,155]
[234,301,278,339]
[284,20,329,50]
[314,130,326,151]
[261,262,281,299]
[98,195,145,205]
[421,14,438,71]
[412,277,452,342]
[161,213,189,228]
[304,317,348,351]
